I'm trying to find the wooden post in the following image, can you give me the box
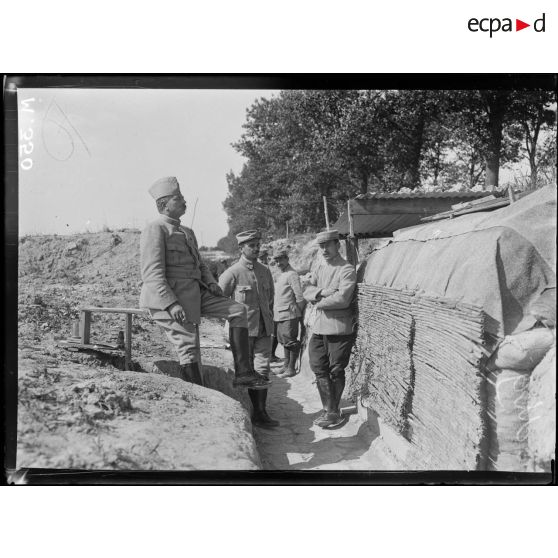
[508,186,516,204]
[346,199,359,266]
[348,199,354,237]
[323,196,330,230]
[80,310,91,345]
[125,313,133,370]
[286,221,289,239]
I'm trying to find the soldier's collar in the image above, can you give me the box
[160,215,182,228]
[240,255,255,270]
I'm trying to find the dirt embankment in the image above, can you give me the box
[17,231,259,471]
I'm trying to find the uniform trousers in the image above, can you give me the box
[308,333,355,381]
[249,317,272,378]
[151,288,247,365]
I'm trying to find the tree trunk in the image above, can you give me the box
[483,92,509,191]
[405,111,426,189]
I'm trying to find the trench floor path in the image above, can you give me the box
[253,359,397,470]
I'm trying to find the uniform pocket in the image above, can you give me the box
[235,285,252,304]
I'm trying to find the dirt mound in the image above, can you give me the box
[17,231,261,471]
[18,359,259,470]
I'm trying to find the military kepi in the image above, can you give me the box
[316,229,340,243]
[236,230,261,245]
[149,176,180,200]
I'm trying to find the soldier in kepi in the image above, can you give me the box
[219,230,280,428]
[272,247,305,378]
[139,177,270,390]
[303,230,357,429]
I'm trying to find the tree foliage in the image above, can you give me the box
[221,89,556,239]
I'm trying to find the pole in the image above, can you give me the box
[286,221,289,239]
[348,199,354,238]
[323,196,330,230]
[346,199,359,266]
[190,197,199,228]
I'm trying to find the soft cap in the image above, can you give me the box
[149,176,180,200]
[236,230,261,245]
[316,229,340,243]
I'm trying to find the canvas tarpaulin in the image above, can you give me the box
[360,185,556,339]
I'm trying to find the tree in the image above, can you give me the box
[508,91,557,189]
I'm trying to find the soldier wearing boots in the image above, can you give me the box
[139,177,270,390]
[272,247,305,378]
[219,230,280,428]
[303,230,356,429]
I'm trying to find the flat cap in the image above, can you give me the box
[148,176,180,200]
[316,229,340,243]
[236,229,261,245]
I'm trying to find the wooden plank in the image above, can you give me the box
[125,313,133,370]
[80,310,91,345]
[81,307,147,315]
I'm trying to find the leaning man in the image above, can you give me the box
[303,230,357,428]
[219,230,279,428]
[139,177,270,390]
[272,247,305,378]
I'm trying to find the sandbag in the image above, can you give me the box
[487,368,531,471]
[527,344,556,471]
[490,327,555,370]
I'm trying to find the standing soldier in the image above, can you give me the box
[272,247,305,378]
[259,242,281,363]
[219,230,280,428]
[303,230,357,428]
[139,177,270,390]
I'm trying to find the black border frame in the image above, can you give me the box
[3,74,557,485]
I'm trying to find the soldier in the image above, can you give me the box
[272,247,305,378]
[303,230,357,428]
[219,230,280,428]
[139,176,270,390]
[259,242,281,363]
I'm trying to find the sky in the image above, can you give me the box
[18,88,278,246]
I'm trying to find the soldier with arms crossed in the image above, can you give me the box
[303,230,357,428]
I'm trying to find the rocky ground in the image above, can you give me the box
[17,231,394,472]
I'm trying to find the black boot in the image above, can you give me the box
[229,327,270,389]
[331,374,346,415]
[315,375,345,429]
[314,377,332,426]
[180,363,203,386]
[249,389,279,428]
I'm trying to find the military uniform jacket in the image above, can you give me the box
[139,215,217,323]
[219,255,274,337]
[303,254,357,335]
[273,264,304,322]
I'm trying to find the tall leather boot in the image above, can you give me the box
[180,363,203,386]
[315,375,345,429]
[313,377,332,426]
[249,389,279,428]
[276,347,291,376]
[331,374,346,415]
[283,346,299,378]
[229,327,270,389]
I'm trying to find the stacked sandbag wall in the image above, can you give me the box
[486,327,555,471]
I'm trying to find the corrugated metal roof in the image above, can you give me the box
[334,191,489,237]
[355,191,487,200]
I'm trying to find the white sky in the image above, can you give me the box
[18,88,277,246]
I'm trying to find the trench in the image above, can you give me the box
[249,357,396,471]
